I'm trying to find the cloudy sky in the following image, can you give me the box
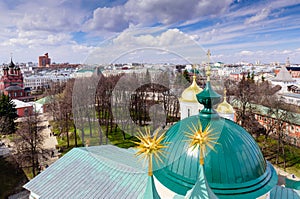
[0,0,299,64]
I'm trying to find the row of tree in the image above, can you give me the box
[226,75,295,168]
[45,70,183,148]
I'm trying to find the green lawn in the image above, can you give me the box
[257,136,300,177]
[55,124,138,153]
[0,156,28,199]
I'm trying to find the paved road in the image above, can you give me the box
[38,113,59,167]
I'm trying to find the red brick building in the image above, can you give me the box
[232,100,300,147]
[38,53,51,67]
[11,99,33,117]
[0,59,28,99]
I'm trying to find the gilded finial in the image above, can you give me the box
[185,120,219,165]
[133,127,169,176]
[206,50,211,81]
[223,88,227,102]
[192,64,197,81]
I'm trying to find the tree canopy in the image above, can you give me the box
[0,94,18,134]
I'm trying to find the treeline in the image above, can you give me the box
[225,75,298,169]
[47,70,181,147]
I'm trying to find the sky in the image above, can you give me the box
[0,0,300,64]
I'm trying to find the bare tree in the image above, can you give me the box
[231,76,258,134]
[74,72,101,146]
[267,98,293,169]
[14,112,46,177]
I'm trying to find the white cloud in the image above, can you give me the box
[1,31,72,47]
[211,48,300,64]
[85,28,207,64]
[282,50,291,54]
[84,6,129,32]
[245,8,271,24]
[84,0,234,32]
[239,50,254,56]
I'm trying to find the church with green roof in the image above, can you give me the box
[24,60,300,199]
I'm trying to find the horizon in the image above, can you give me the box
[0,0,299,64]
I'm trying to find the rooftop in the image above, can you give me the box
[272,66,296,82]
[24,145,148,199]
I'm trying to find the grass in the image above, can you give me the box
[56,133,83,156]
[0,156,28,199]
[257,136,300,177]
[52,120,139,155]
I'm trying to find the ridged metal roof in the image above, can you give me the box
[270,186,300,199]
[153,115,278,198]
[24,145,148,199]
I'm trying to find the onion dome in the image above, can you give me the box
[216,89,234,114]
[153,56,277,198]
[8,58,15,68]
[180,75,203,103]
[3,65,9,70]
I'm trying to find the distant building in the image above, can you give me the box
[279,92,300,106]
[0,59,30,100]
[38,53,51,67]
[11,99,33,117]
[271,66,296,93]
[232,100,300,147]
[24,74,70,90]
[286,67,300,78]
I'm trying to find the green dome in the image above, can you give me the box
[153,116,277,198]
[153,82,277,198]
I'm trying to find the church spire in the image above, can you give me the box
[206,50,211,82]
[8,54,15,69]
[196,50,221,117]
[223,88,227,102]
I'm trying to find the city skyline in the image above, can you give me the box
[0,0,299,64]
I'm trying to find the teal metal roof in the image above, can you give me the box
[35,96,51,105]
[185,165,217,199]
[154,80,277,198]
[270,186,300,199]
[143,176,161,199]
[24,145,148,199]
[196,81,221,116]
[153,115,278,198]
[286,178,300,190]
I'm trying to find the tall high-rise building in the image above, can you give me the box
[38,53,51,67]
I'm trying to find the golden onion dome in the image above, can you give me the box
[216,89,234,114]
[180,75,202,103]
